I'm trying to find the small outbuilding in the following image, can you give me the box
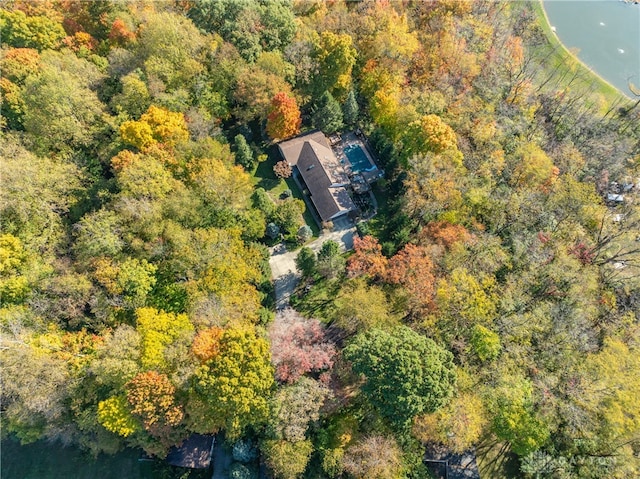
[424,444,481,479]
[166,434,215,469]
[606,193,625,204]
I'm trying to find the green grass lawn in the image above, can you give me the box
[362,181,394,244]
[289,276,341,322]
[529,0,630,111]
[251,145,320,238]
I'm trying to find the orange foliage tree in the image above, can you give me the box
[385,243,436,312]
[126,371,184,436]
[420,221,471,249]
[109,18,136,47]
[347,235,388,279]
[266,92,301,140]
[191,327,224,363]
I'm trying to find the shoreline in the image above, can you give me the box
[537,0,632,101]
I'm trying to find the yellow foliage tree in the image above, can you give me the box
[187,158,253,213]
[135,307,194,370]
[406,114,458,155]
[97,396,140,438]
[434,268,498,330]
[510,143,557,189]
[191,327,274,438]
[141,105,189,145]
[120,105,189,150]
[578,338,640,448]
[414,391,488,452]
[119,119,155,150]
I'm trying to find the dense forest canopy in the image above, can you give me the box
[1,1,639,478]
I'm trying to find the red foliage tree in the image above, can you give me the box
[347,235,388,279]
[268,308,336,384]
[266,92,301,140]
[385,243,436,312]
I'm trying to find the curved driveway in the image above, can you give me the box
[269,222,356,309]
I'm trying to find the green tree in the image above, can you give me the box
[92,325,142,390]
[490,376,550,456]
[262,439,313,479]
[274,199,305,236]
[187,0,296,62]
[21,51,105,154]
[295,247,317,278]
[312,31,357,99]
[469,325,501,362]
[0,139,83,253]
[252,188,276,218]
[111,73,151,119]
[433,268,498,336]
[317,240,345,279]
[0,9,65,50]
[332,278,396,335]
[72,209,124,265]
[575,338,640,454]
[344,326,456,428]
[234,134,256,170]
[414,389,488,454]
[342,89,359,126]
[312,91,343,134]
[1,333,72,443]
[191,327,274,438]
[136,11,206,92]
[94,258,157,311]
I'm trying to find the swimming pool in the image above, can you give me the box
[344,144,374,173]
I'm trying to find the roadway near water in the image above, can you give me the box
[543,0,640,97]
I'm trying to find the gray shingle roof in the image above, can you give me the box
[166,434,215,469]
[278,131,355,222]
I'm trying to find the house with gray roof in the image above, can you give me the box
[278,131,356,223]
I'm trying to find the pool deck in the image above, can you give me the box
[332,131,381,181]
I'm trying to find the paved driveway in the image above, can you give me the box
[269,223,356,308]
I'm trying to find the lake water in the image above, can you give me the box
[0,438,207,479]
[543,0,640,97]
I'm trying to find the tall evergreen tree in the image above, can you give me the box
[312,91,343,134]
[343,89,359,126]
[234,134,255,170]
